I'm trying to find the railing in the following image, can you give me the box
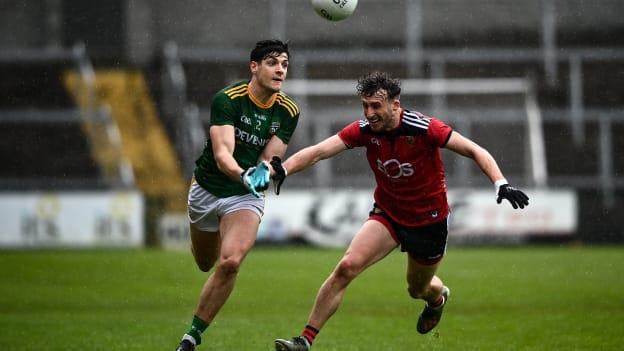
[164,44,623,208]
[68,44,134,188]
[0,108,104,189]
[282,78,547,189]
[177,45,624,146]
[161,42,205,178]
[0,43,134,189]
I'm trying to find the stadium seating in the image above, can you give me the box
[0,63,74,108]
[1,0,622,242]
[0,120,98,183]
[0,60,101,189]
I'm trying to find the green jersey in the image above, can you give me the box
[194,81,300,197]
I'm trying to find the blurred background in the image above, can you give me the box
[1,0,623,249]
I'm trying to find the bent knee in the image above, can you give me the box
[217,256,242,276]
[334,258,363,282]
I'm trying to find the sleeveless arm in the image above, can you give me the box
[282,135,348,176]
[445,130,505,184]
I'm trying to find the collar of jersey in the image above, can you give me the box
[247,85,277,109]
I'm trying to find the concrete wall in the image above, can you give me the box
[3,0,624,62]
[127,0,624,63]
[0,1,48,48]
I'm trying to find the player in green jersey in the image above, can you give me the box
[175,39,300,351]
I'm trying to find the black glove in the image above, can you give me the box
[270,156,287,195]
[496,184,529,209]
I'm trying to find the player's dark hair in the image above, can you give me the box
[357,72,401,100]
[250,39,289,62]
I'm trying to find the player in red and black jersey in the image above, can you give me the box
[273,72,528,351]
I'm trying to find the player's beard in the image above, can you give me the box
[369,111,395,132]
[368,116,383,131]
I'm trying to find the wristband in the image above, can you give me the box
[494,178,508,193]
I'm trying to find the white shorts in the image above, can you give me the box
[187,180,265,232]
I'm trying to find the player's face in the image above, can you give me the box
[251,52,289,93]
[361,90,399,132]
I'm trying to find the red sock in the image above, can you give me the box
[302,325,319,345]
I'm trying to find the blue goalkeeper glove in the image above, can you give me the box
[240,161,270,198]
[496,180,529,209]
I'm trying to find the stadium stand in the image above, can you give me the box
[149,0,624,242]
[64,70,187,212]
[1,0,622,242]
[0,49,103,190]
[0,119,98,181]
[0,63,74,108]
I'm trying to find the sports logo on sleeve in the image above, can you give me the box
[402,110,431,130]
[358,119,372,133]
[401,110,431,136]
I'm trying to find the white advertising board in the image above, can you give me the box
[0,191,144,248]
[446,189,577,237]
[158,188,577,248]
[258,188,577,247]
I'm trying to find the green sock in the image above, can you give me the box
[186,315,209,345]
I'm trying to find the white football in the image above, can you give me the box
[311,0,358,22]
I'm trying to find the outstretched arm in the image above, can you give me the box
[260,135,288,176]
[260,135,288,162]
[283,135,348,176]
[445,131,529,209]
[444,131,504,184]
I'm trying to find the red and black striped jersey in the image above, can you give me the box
[338,109,453,227]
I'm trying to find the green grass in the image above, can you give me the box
[1,246,623,350]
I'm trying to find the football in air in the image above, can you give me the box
[311,0,358,22]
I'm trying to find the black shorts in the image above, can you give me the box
[369,205,448,265]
